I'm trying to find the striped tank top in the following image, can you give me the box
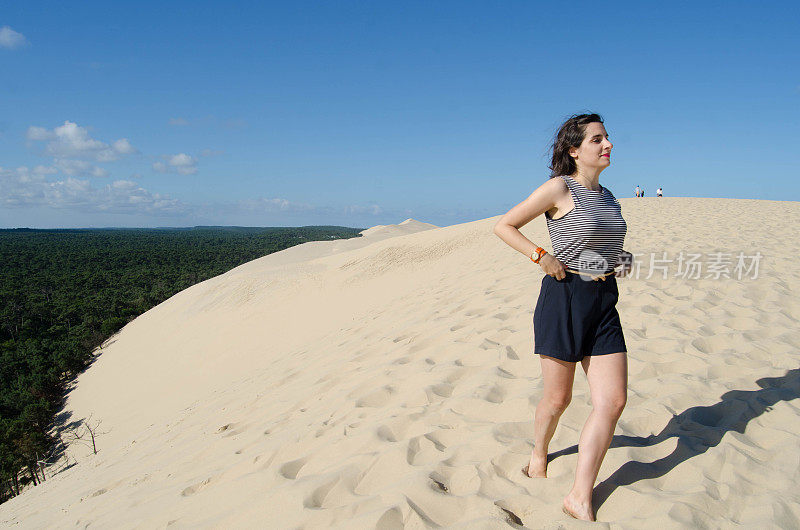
[545,175,627,274]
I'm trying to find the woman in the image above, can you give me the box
[493,113,633,521]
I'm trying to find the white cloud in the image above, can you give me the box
[169,153,194,167]
[237,197,309,212]
[152,153,198,175]
[26,126,52,140]
[53,158,109,178]
[0,26,27,49]
[233,198,385,216]
[168,117,189,126]
[15,165,58,180]
[343,204,383,215]
[112,138,135,155]
[0,165,185,215]
[27,121,137,162]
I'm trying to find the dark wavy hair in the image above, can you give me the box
[548,112,604,178]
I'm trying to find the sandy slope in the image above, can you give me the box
[2,199,800,529]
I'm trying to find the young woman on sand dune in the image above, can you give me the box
[493,113,633,521]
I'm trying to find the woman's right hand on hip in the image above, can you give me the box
[539,254,567,280]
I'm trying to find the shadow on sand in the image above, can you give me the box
[41,342,115,475]
[548,367,800,511]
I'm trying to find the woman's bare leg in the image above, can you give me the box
[563,352,628,520]
[526,355,576,477]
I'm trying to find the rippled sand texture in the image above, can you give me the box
[2,199,800,528]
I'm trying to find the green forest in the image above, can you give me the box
[0,225,364,503]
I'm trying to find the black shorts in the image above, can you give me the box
[533,273,627,362]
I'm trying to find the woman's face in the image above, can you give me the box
[569,122,613,173]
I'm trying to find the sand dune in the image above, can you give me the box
[3,200,800,528]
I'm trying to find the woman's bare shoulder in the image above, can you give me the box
[539,176,569,197]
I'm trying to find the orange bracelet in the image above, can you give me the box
[530,247,546,263]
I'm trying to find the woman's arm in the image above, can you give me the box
[493,178,568,280]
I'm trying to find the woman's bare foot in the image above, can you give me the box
[562,493,594,521]
[522,452,548,478]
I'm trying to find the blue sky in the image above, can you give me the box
[1,1,798,229]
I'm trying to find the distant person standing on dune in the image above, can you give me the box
[494,112,633,521]
[657,187,663,197]
[635,185,641,197]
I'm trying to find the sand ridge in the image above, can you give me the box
[2,199,800,528]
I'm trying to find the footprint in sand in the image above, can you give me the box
[429,464,481,496]
[484,384,506,404]
[424,427,470,451]
[377,414,422,443]
[352,351,372,362]
[303,474,357,509]
[278,457,308,479]
[355,385,397,407]
[407,435,443,466]
[315,420,338,438]
[181,477,213,496]
[215,422,248,437]
[504,346,520,360]
[375,506,404,528]
[691,336,737,354]
[251,451,277,470]
[353,450,407,495]
[478,337,502,350]
[492,422,534,444]
[495,366,518,379]
[426,383,454,399]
